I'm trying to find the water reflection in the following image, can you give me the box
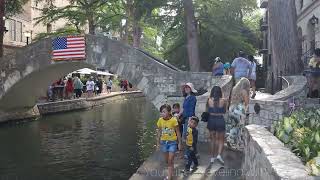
[0,97,158,180]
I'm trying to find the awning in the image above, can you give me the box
[73,68,114,76]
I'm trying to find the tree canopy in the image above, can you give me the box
[9,0,261,71]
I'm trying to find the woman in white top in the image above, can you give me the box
[248,55,257,99]
[86,77,95,98]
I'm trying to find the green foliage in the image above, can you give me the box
[33,0,260,71]
[4,0,29,16]
[35,0,119,34]
[274,108,320,176]
[162,0,260,70]
[33,26,80,41]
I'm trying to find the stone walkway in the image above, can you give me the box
[38,91,142,103]
[130,143,243,180]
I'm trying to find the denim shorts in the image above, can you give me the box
[160,140,177,153]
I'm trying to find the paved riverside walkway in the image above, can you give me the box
[38,90,142,103]
[130,143,243,180]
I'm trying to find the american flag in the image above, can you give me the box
[52,36,86,60]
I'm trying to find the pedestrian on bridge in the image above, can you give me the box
[206,86,227,165]
[212,57,224,76]
[231,51,252,84]
[248,55,257,99]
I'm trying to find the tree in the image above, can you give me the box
[183,0,200,71]
[0,0,29,57]
[121,0,168,48]
[267,0,304,92]
[35,0,118,35]
[162,0,259,71]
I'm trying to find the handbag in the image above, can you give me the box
[201,112,209,122]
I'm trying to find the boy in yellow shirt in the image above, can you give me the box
[182,116,199,174]
[156,104,182,180]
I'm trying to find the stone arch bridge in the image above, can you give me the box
[0,35,232,116]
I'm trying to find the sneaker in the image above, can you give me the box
[191,165,198,171]
[181,169,190,176]
[210,157,216,163]
[216,155,224,165]
[163,176,169,180]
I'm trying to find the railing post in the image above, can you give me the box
[271,72,274,94]
[279,71,283,90]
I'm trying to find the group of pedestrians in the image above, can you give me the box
[156,51,254,180]
[213,51,257,98]
[48,76,113,101]
[156,83,198,180]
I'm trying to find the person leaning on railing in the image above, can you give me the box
[308,48,320,98]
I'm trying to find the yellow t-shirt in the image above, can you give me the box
[186,127,193,146]
[157,117,178,141]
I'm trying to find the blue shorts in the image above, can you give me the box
[160,140,177,153]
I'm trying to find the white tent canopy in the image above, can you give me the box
[96,71,114,76]
[73,68,114,76]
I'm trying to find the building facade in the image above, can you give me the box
[295,0,320,63]
[3,0,69,48]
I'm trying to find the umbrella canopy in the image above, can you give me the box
[74,68,96,75]
[96,71,114,76]
[73,68,114,76]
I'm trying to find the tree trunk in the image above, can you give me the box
[0,0,5,58]
[88,16,95,35]
[132,19,142,48]
[183,0,200,72]
[267,0,304,92]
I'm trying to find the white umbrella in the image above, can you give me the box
[74,68,96,75]
[96,71,114,76]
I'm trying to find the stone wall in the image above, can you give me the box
[243,124,315,180]
[248,76,308,130]
[249,99,289,131]
[0,106,39,123]
[37,91,144,115]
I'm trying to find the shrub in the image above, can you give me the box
[274,108,320,176]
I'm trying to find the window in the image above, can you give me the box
[9,19,16,41]
[6,19,24,42]
[16,21,22,42]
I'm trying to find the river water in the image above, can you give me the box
[0,97,158,180]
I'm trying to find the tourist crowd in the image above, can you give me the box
[156,51,255,180]
[47,76,115,101]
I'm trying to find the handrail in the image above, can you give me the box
[135,48,182,72]
[278,76,290,89]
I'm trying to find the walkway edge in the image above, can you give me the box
[37,91,144,115]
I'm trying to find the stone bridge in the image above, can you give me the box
[0,35,232,115]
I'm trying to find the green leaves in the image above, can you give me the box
[163,0,259,70]
[4,0,29,17]
[275,108,320,176]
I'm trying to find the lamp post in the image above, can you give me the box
[24,31,31,45]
